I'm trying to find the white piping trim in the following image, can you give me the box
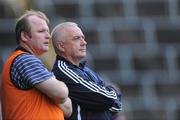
[77,105,81,120]
[58,60,117,99]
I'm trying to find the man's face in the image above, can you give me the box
[26,16,50,55]
[62,26,87,63]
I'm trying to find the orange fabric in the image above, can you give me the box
[1,50,64,120]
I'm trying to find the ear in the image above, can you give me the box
[57,42,65,52]
[21,31,30,42]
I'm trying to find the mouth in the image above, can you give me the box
[44,42,49,46]
[80,49,86,52]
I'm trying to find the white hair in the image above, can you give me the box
[51,22,78,54]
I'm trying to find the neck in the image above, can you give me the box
[20,43,41,56]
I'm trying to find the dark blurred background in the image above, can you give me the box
[0,0,180,120]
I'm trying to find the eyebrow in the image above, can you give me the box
[72,35,85,40]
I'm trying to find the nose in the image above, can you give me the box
[83,39,87,45]
[46,32,51,39]
[81,37,87,45]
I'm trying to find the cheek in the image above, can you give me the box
[33,40,43,49]
[66,44,79,54]
[73,46,79,53]
[70,48,76,54]
[33,40,40,47]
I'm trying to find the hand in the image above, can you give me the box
[59,97,72,118]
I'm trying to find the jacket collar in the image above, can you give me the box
[56,55,86,69]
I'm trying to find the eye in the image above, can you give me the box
[72,36,85,40]
[72,36,80,40]
[38,29,49,33]
[38,29,45,32]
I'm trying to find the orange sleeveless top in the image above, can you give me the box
[1,50,64,120]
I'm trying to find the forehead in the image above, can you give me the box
[27,15,48,28]
[66,26,83,36]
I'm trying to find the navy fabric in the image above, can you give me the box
[52,56,122,120]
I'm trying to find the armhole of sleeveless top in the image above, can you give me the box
[9,53,32,90]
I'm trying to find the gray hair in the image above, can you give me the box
[51,22,78,54]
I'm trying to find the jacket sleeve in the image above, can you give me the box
[107,86,122,112]
[52,61,117,110]
[93,71,122,112]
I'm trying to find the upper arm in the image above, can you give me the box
[11,54,68,104]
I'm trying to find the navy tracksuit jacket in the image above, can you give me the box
[52,56,122,120]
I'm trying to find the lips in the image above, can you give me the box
[44,42,49,46]
[80,49,86,52]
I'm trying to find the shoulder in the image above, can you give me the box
[83,66,97,75]
[13,53,44,69]
[11,53,54,89]
[15,53,41,63]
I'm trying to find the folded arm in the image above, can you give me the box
[35,76,69,104]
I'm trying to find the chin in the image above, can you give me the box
[43,47,49,51]
[39,49,48,55]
